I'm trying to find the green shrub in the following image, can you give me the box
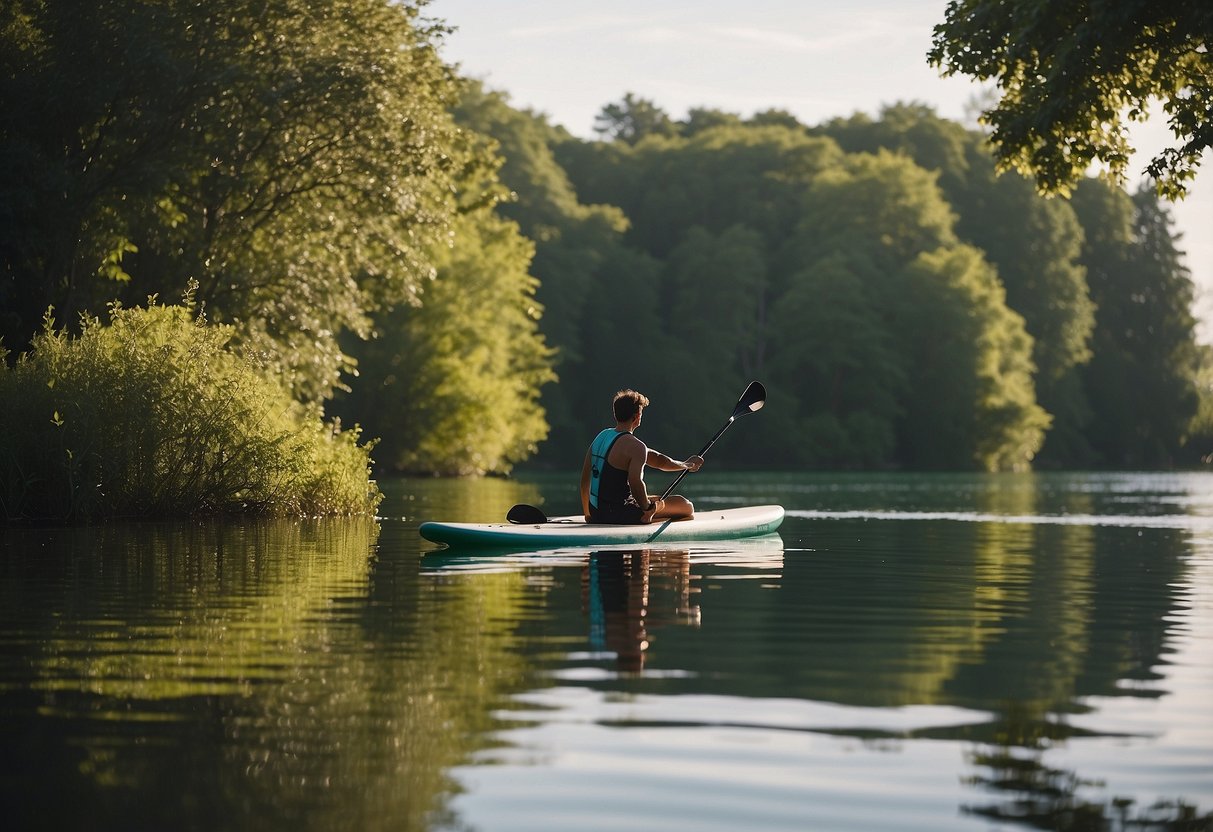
[0,301,381,521]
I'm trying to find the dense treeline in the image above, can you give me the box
[455,88,1210,471]
[1,0,554,516]
[2,1,1210,521]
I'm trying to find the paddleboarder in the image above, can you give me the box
[580,389,704,524]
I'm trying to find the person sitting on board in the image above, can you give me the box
[579,389,704,524]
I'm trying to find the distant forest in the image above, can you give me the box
[350,85,1209,473]
[4,1,1211,503]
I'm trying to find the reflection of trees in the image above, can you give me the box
[20,520,378,699]
[581,549,699,674]
[948,478,1095,708]
[963,743,1212,830]
[952,513,1204,832]
[387,474,545,525]
[0,518,541,832]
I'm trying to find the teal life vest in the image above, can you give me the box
[588,428,626,509]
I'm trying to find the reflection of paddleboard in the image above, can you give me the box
[419,505,784,549]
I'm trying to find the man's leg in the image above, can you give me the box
[644,495,694,522]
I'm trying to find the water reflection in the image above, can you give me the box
[385,475,545,525]
[438,480,1209,830]
[0,517,545,832]
[964,744,1210,830]
[1,473,1210,831]
[583,549,700,674]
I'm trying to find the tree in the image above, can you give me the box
[895,246,1049,471]
[661,225,769,443]
[1071,180,1201,466]
[767,252,906,467]
[1184,345,1213,463]
[928,0,1213,198]
[451,83,630,460]
[747,109,804,130]
[1,0,469,400]
[792,149,958,269]
[593,93,678,145]
[821,104,1093,384]
[820,104,1095,461]
[666,225,767,381]
[790,150,1046,469]
[604,125,843,259]
[337,209,554,476]
[566,245,674,451]
[680,107,743,137]
[820,104,972,193]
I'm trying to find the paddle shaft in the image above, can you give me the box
[658,414,737,500]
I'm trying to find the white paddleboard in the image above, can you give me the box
[419,504,784,549]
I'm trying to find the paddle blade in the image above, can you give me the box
[732,381,766,418]
[506,504,549,524]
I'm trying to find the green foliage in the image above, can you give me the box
[780,150,1046,470]
[768,254,905,467]
[667,225,767,382]
[0,301,380,521]
[819,104,972,189]
[594,93,679,144]
[609,126,844,258]
[928,0,1213,198]
[794,149,958,267]
[451,85,642,459]
[444,90,1200,473]
[895,247,1050,470]
[1185,346,1213,464]
[339,208,555,476]
[682,107,744,136]
[571,245,671,437]
[1,0,469,401]
[1072,181,1201,467]
[821,105,1094,379]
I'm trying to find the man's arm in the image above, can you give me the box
[618,436,652,511]
[579,450,592,520]
[645,449,704,473]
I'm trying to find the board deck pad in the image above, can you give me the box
[419,504,784,549]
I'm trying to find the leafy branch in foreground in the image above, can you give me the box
[929,0,1212,199]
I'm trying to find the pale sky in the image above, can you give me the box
[430,0,1212,341]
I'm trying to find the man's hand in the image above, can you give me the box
[684,455,704,472]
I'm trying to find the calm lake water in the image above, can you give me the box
[2,471,1211,831]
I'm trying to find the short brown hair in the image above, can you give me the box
[612,389,650,422]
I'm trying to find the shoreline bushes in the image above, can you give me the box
[0,301,380,522]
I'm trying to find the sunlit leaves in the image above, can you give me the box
[1,0,470,401]
[341,209,555,476]
[928,0,1212,198]
[898,246,1050,470]
[0,300,380,520]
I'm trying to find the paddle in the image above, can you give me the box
[506,503,548,524]
[658,380,765,500]
[506,381,767,524]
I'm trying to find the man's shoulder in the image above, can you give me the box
[612,432,646,456]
